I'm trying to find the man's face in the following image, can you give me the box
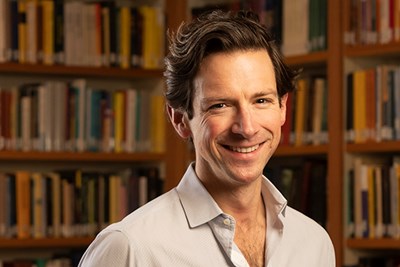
[186,50,287,188]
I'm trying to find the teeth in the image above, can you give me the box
[230,144,259,153]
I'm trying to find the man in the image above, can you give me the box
[78,10,335,267]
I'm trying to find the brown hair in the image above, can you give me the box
[164,10,297,119]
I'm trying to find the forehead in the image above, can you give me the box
[193,50,276,98]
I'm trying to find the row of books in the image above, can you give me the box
[346,156,400,239]
[191,0,327,56]
[281,76,328,146]
[0,80,166,153]
[346,65,400,143]
[264,159,327,227]
[0,0,165,69]
[0,166,163,239]
[281,0,327,56]
[344,0,400,46]
[191,0,282,46]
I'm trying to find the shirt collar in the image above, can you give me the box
[176,163,288,228]
[261,176,288,229]
[176,163,223,228]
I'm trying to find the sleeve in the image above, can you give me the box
[78,230,131,267]
[325,235,336,267]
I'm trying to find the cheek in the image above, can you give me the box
[257,110,284,129]
[193,118,226,145]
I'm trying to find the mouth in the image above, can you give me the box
[226,143,262,153]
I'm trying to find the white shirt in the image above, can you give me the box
[78,163,335,267]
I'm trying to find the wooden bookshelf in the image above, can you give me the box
[0,0,189,263]
[347,238,400,250]
[342,0,400,265]
[0,62,163,79]
[0,151,165,162]
[346,141,400,153]
[275,144,329,156]
[345,43,400,58]
[0,237,93,249]
[285,51,328,67]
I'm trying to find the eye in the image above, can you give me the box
[209,103,226,110]
[256,98,274,104]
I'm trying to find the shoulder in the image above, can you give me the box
[79,189,184,266]
[98,188,186,246]
[111,188,182,235]
[78,230,131,266]
[283,206,334,249]
[281,207,335,265]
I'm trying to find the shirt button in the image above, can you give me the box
[223,218,231,226]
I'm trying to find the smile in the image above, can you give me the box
[229,144,260,153]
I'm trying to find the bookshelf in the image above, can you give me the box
[6,0,400,266]
[0,237,94,249]
[342,0,400,265]
[0,0,190,264]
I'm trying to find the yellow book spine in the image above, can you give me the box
[113,91,125,152]
[140,6,152,69]
[42,0,54,65]
[151,95,166,153]
[353,70,367,143]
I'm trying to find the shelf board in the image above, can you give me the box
[275,144,329,156]
[345,43,400,58]
[0,237,93,249]
[346,141,400,153]
[284,51,328,67]
[0,151,165,162]
[347,238,400,249]
[0,62,163,79]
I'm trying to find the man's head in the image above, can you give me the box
[163,10,298,188]
[164,10,297,120]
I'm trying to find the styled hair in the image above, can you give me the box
[164,10,297,119]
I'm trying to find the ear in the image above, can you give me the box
[166,104,192,139]
[280,93,288,126]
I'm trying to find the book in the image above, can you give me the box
[353,70,367,143]
[125,89,137,152]
[42,0,54,65]
[150,94,166,153]
[16,170,31,239]
[0,0,10,62]
[31,172,46,238]
[53,0,64,64]
[311,77,326,145]
[0,172,6,237]
[294,78,308,146]
[119,6,131,69]
[47,172,61,237]
[25,0,38,63]
[17,0,27,63]
[113,90,125,153]
[365,68,376,141]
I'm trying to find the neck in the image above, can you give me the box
[211,179,264,221]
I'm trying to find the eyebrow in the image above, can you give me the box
[199,90,278,106]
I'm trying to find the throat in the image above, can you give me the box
[235,221,266,267]
[233,199,266,267]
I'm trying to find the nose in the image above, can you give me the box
[231,107,257,138]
